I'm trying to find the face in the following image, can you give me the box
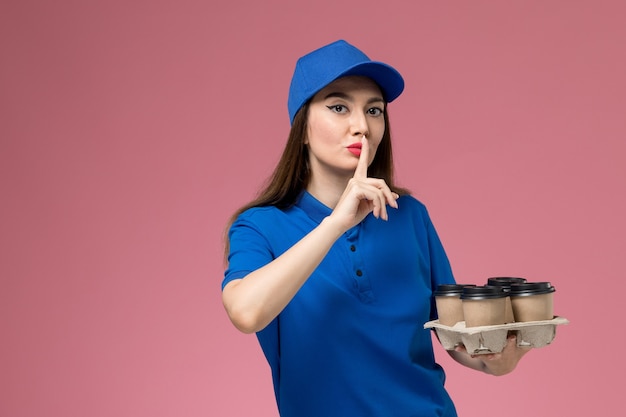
[305,76,386,179]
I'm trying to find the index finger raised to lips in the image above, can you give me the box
[354,135,369,180]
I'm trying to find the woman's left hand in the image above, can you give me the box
[450,334,532,376]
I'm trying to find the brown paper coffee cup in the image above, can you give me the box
[461,286,507,327]
[435,296,464,326]
[511,292,554,322]
[485,278,525,323]
[434,284,475,326]
[509,282,555,322]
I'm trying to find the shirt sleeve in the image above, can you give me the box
[421,204,456,320]
[222,210,275,290]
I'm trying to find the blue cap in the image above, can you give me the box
[287,40,405,124]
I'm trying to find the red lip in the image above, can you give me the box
[346,142,362,156]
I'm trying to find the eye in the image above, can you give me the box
[327,105,348,114]
[367,107,384,116]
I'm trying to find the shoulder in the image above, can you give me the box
[228,204,312,258]
[235,205,282,223]
[230,204,310,236]
[397,194,429,216]
[227,206,282,236]
[398,194,426,208]
[392,194,440,230]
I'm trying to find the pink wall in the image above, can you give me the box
[1,1,624,416]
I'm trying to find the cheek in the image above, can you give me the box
[372,119,386,140]
[370,125,385,150]
[307,117,337,146]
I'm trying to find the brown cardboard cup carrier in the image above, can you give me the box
[424,316,569,355]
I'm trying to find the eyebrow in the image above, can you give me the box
[323,92,385,104]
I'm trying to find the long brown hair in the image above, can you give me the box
[223,101,409,261]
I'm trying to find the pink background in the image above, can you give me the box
[1,1,624,416]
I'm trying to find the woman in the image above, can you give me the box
[222,40,529,417]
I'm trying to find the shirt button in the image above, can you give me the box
[350,245,356,252]
[356,269,363,277]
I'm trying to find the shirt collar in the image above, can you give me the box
[295,190,333,224]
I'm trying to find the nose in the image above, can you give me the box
[350,110,369,137]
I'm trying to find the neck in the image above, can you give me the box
[306,170,351,209]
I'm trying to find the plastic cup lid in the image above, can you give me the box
[509,282,555,296]
[434,284,476,296]
[487,277,527,286]
[460,285,508,300]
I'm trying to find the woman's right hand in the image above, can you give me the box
[329,135,399,231]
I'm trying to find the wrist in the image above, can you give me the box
[319,215,348,240]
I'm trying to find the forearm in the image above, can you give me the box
[222,216,344,333]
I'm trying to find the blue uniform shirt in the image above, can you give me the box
[223,191,458,416]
